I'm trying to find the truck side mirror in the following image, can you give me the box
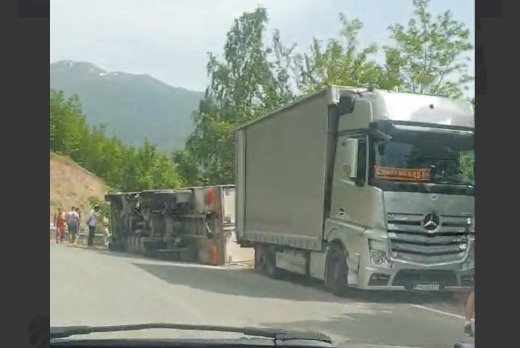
[343,138,359,180]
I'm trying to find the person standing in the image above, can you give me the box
[66,207,80,246]
[53,208,66,244]
[86,205,100,247]
[74,207,83,245]
[75,207,82,241]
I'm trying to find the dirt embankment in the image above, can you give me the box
[50,153,109,222]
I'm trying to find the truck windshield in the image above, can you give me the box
[370,129,474,194]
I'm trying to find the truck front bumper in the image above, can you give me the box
[354,260,474,291]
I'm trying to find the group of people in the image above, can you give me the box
[53,205,102,247]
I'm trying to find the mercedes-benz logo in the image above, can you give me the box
[422,212,441,232]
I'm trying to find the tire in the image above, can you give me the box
[264,247,281,279]
[254,246,265,273]
[325,244,350,297]
[254,245,280,279]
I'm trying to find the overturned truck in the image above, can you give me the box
[105,185,250,266]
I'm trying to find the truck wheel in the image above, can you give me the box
[254,246,266,273]
[325,244,349,296]
[264,247,281,279]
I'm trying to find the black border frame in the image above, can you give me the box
[475,0,504,347]
[18,0,50,19]
[9,0,505,346]
[12,1,50,347]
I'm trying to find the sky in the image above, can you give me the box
[50,0,475,92]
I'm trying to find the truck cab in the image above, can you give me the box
[328,89,474,291]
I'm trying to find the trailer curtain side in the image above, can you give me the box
[236,92,332,251]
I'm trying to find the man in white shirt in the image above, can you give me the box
[86,205,100,247]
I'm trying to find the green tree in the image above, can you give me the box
[295,15,382,93]
[382,0,474,98]
[50,89,182,191]
[172,150,202,186]
[50,90,88,156]
[186,7,297,184]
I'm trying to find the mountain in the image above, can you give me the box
[50,60,204,150]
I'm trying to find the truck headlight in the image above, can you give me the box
[370,250,387,266]
[368,239,390,267]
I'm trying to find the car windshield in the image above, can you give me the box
[49,1,475,348]
[372,129,474,189]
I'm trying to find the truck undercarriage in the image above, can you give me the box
[105,185,251,266]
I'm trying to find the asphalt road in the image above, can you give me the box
[50,243,474,348]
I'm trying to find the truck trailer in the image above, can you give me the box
[105,185,252,266]
[235,86,474,295]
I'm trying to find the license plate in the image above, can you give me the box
[413,283,440,291]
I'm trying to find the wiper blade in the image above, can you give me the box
[50,323,332,343]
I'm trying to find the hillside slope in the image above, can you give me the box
[50,153,109,221]
[50,60,204,150]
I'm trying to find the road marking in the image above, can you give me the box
[409,304,474,322]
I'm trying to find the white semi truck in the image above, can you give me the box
[235,86,474,295]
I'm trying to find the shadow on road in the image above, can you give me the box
[86,247,465,309]
[132,262,342,302]
[131,260,465,308]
